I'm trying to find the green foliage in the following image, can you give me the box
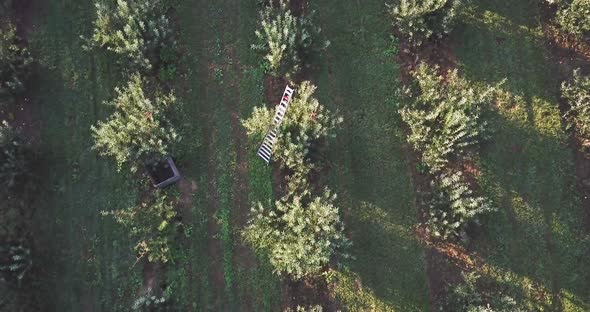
[387,0,462,45]
[101,193,178,263]
[88,0,175,71]
[0,22,33,98]
[243,188,349,280]
[552,0,590,38]
[0,244,32,284]
[242,82,345,281]
[443,272,526,312]
[0,121,30,191]
[91,74,179,172]
[158,45,179,83]
[401,65,496,240]
[252,0,329,77]
[427,170,494,240]
[400,63,495,174]
[562,69,590,149]
[243,81,341,177]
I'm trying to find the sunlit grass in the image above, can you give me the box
[456,1,590,310]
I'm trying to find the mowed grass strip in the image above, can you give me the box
[455,1,590,310]
[236,1,282,310]
[315,0,430,310]
[174,0,280,310]
[165,0,213,309]
[30,0,142,310]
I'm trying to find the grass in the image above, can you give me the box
[238,5,282,309]
[29,0,143,310]
[454,0,590,310]
[24,0,590,311]
[172,0,280,310]
[27,0,280,310]
[315,0,430,311]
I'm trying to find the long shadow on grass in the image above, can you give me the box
[472,107,590,310]
[325,94,431,311]
[454,2,560,110]
[452,0,590,308]
[313,0,432,309]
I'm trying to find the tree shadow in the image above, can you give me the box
[470,105,590,310]
[321,61,432,311]
[453,1,560,109]
[449,1,590,308]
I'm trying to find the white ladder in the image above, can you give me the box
[257,85,295,163]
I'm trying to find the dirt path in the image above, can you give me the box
[176,176,198,308]
[394,35,467,309]
[402,144,461,311]
[6,0,41,145]
[0,1,43,310]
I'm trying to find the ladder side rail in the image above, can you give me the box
[257,85,295,164]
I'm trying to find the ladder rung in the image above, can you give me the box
[258,148,271,160]
[258,145,271,156]
[256,85,295,164]
[264,136,275,145]
[260,144,272,155]
[257,151,270,163]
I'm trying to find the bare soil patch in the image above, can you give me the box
[11,0,38,37]
[543,25,590,63]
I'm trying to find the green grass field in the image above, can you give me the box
[30,1,142,310]
[315,0,430,310]
[20,0,590,311]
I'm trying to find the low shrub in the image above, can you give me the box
[551,0,590,38]
[252,0,329,78]
[91,74,179,172]
[88,0,175,71]
[243,188,349,280]
[387,0,462,45]
[400,63,495,174]
[562,69,590,149]
[0,22,33,99]
[0,244,31,285]
[427,170,494,240]
[101,193,178,263]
